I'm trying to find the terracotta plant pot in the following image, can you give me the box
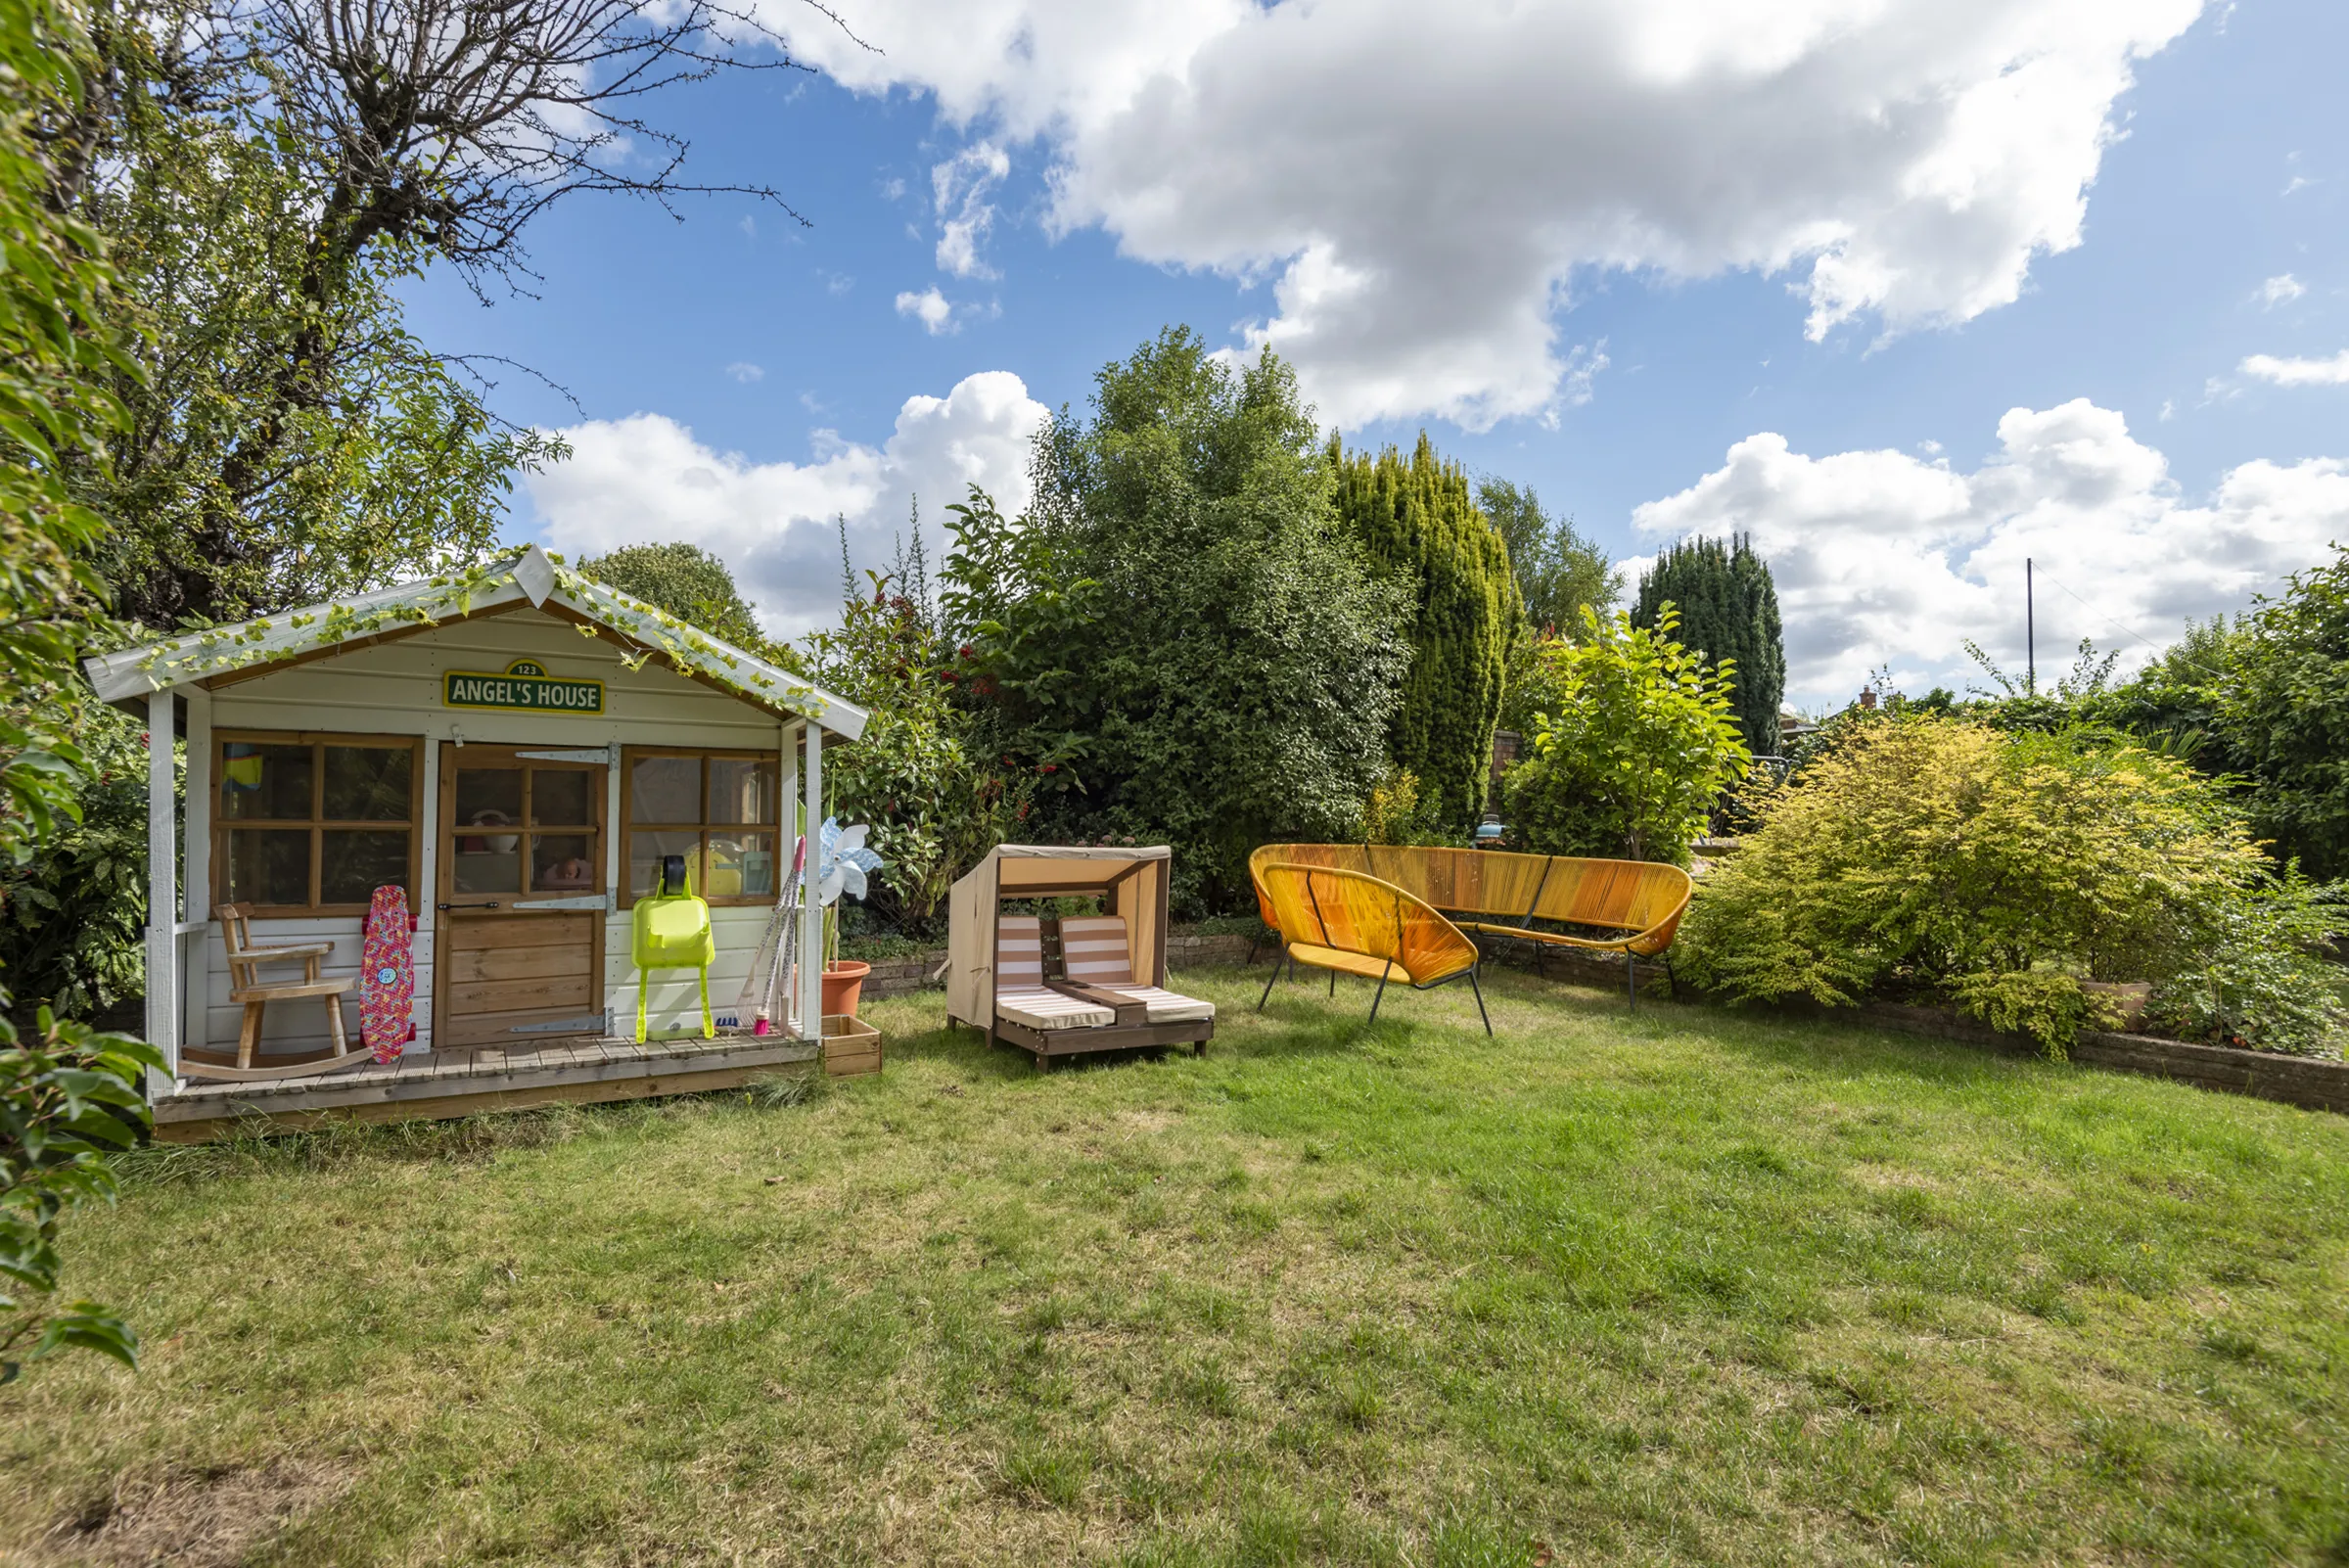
[821,959,871,1018]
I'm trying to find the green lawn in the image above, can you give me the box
[7,966,2348,1566]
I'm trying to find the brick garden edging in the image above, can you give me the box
[1846,1002,2349,1115]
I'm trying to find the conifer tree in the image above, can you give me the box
[1633,535,1786,755]
[1331,433,1518,830]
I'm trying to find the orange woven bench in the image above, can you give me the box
[1252,862,1490,1034]
[1250,844,1694,1005]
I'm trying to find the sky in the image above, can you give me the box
[404,0,2349,710]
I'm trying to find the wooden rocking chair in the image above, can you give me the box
[180,905,372,1083]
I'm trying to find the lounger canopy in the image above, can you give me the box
[945,845,1172,1030]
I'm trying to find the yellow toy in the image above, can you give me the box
[632,854,715,1041]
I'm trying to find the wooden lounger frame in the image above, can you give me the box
[982,917,1213,1069]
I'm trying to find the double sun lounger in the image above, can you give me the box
[983,914,1217,1066]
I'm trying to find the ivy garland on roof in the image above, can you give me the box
[118,553,839,721]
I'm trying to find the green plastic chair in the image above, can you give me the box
[632,854,715,1042]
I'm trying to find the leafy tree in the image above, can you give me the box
[1503,608,1750,864]
[1477,476,1619,636]
[580,542,800,669]
[48,0,849,627]
[2213,546,2349,879]
[953,329,1409,913]
[1331,434,1516,831]
[1634,535,1785,756]
[0,0,155,1382]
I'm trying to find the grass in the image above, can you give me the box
[6,965,2349,1565]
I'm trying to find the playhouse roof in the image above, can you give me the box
[80,545,868,738]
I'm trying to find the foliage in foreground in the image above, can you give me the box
[1504,606,1750,864]
[1679,715,2346,1053]
[1330,434,1516,832]
[1,0,154,1382]
[0,1008,156,1382]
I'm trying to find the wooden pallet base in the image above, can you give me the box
[983,1016,1213,1068]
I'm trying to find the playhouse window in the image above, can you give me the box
[216,733,420,915]
[622,748,780,905]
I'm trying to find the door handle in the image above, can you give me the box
[437,900,501,910]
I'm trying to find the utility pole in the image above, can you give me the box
[2026,558,2035,696]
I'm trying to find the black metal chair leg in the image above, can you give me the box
[1366,961,1391,1025]
[1468,968,1493,1037]
[1257,951,1283,1012]
[1627,953,1637,1009]
[1328,967,1336,998]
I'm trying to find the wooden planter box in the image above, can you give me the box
[821,1014,884,1077]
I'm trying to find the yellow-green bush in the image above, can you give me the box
[1677,715,2344,1053]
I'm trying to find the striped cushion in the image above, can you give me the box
[996,915,1044,986]
[1101,984,1215,1024]
[1059,916,1135,985]
[995,986,1114,1031]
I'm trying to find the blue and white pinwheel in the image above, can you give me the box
[816,817,886,905]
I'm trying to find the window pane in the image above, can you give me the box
[323,746,411,820]
[630,756,700,823]
[530,768,593,827]
[532,834,596,892]
[320,830,409,904]
[219,744,312,821]
[708,831,777,899]
[225,829,311,905]
[628,830,702,898]
[451,840,521,895]
[452,765,522,828]
[708,758,775,825]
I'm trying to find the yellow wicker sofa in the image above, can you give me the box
[1250,844,1694,1004]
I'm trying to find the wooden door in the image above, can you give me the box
[435,744,607,1050]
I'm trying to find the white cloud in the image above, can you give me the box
[895,286,956,334]
[725,362,764,384]
[524,371,1050,634]
[933,141,1011,278]
[2240,349,2349,388]
[2257,273,2306,307]
[769,0,2207,429]
[1634,399,2348,704]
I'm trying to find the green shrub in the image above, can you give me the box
[0,708,150,1026]
[1502,606,1749,864]
[1678,715,2345,1053]
[2146,871,2346,1054]
[1359,769,1452,847]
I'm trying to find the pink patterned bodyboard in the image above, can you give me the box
[361,885,416,1064]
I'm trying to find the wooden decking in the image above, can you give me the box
[153,1034,819,1141]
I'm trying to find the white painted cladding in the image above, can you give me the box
[201,608,798,1059]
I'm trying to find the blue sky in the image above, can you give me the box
[405,0,2349,706]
